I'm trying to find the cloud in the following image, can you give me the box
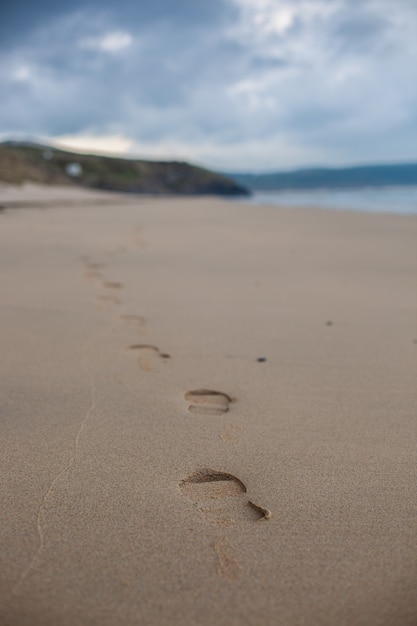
[0,0,416,170]
[11,66,31,82]
[49,133,136,155]
[79,31,133,53]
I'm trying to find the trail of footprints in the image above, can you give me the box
[82,258,123,311]
[181,396,271,580]
[81,231,270,584]
[81,256,171,372]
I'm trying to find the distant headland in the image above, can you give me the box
[0,141,249,197]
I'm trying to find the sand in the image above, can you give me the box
[0,184,416,626]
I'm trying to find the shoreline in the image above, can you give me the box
[243,186,417,216]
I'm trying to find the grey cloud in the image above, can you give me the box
[332,13,389,54]
[0,0,416,169]
[0,0,237,51]
[249,57,289,71]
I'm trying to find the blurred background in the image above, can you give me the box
[1,0,416,211]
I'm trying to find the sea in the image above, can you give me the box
[244,186,417,216]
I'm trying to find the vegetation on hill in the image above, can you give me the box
[229,163,417,191]
[0,142,249,196]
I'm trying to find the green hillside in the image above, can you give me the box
[0,141,249,196]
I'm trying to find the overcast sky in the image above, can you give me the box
[1,0,416,171]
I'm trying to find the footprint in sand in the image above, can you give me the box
[181,470,270,581]
[121,314,147,335]
[185,390,233,415]
[95,293,122,309]
[220,423,242,443]
[103,281,124,290]
[87,262,106,271]
[82,259,106,281]
[82,258,106,272]
[180,469,270,526]
[84,268,103,280]
[94,281,124,309]
[214,536,242,581]
[126,344,171,371]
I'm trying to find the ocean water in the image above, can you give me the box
[245,186,417,215]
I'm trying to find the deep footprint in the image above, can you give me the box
[180,469,271,525]
[185,390,233,415]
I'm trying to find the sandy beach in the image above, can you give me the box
[0,184,416,626]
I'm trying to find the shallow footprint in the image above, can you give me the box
[82,258,106,281]
[82,258,106,271]
[185,390,233,415]
[103,281,124,290]
[121,314,147,335]
[180,469,270,526]
[126,344,170,371]
[84,268,103,280]
[220,423,242,443]
[95,293,122,309]
[214,536,242,581]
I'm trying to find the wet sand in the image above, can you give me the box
[0,184,416,625]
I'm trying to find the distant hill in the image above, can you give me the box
[0,141,249,196]
[228,163,417,191]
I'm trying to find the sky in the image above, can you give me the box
[1,0,417,171]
